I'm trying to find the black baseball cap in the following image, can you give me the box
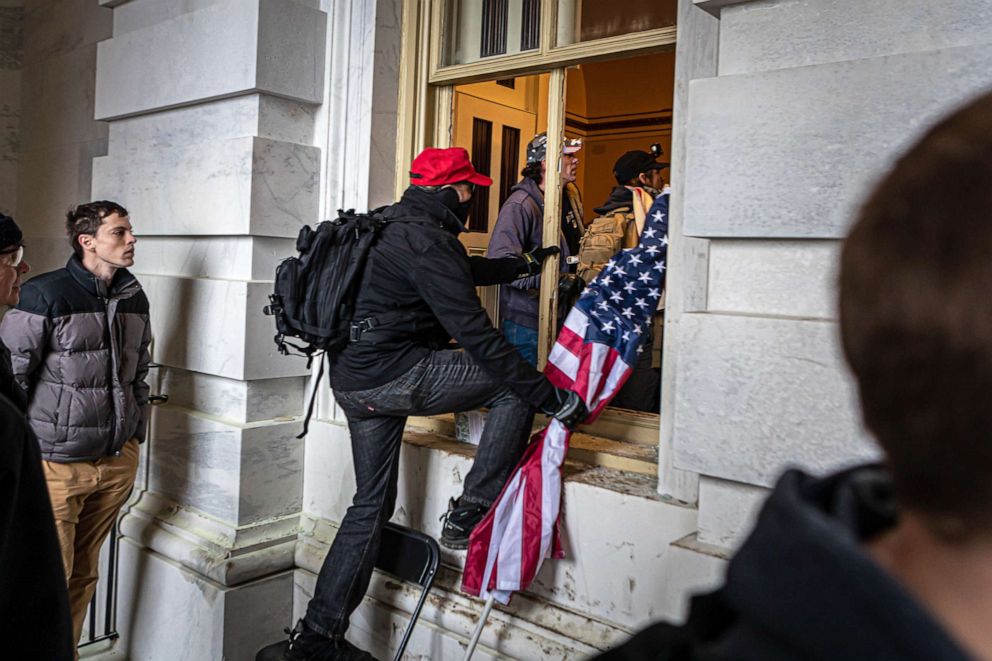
[0,213,22,249]
[613,150,669,184]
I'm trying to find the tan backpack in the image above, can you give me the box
[576,208,639,284]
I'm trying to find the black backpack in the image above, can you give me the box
[264,208,386,436]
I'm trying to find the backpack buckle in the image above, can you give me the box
[349,317,375,342]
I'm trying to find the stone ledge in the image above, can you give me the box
[692,0,754,16]
[295,514,626,654]
[119,491,300,586]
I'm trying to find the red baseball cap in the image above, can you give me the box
[409,147,493,187]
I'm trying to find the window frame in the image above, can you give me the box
[395,0,678,448]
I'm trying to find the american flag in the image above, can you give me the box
[461,193,670,604]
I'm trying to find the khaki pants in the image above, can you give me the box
[43,439,139,650]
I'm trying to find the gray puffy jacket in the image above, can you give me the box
[0,256,151,462]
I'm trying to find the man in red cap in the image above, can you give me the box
[257,147,587,661]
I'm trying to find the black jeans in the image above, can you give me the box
[304,350,536,637]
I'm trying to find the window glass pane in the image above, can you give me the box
[564,51,675,413]
[556,0,677,47]
[443,0,542,66]
[450,74,550,328]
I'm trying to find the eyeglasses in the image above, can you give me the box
[0,245,24,267]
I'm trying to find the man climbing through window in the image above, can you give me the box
[256,147,587,661]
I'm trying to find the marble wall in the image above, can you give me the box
[671,0,992,549]
[14,0,112,275]
[0,1,21,217]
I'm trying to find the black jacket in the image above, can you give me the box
[0,393,74,660]
[0,339,26,412]
[593,186,634,216]
[330,187,554,405]
[596,466,970,661]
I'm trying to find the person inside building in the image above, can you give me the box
[579,148,670,412]
[0,202,151,652]
[596,91,992,661]
[487,132,585,365]
[0,213,74,661]
[256,147,587,661]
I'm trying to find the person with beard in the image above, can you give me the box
[580,149,670,412]
[487,132,584,365]
[596,92,992,661]
[256,147,587,661]
[0,213,74,660]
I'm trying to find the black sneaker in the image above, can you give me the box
[440,497,487,549]
[255,621,376,661]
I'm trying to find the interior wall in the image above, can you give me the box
[0,1,23,218]
[567,51,675,221]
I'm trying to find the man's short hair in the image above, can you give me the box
[65,201,129,258]
[839,91,992,539]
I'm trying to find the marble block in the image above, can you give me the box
[696,476,768,551]
[21,0,111,59]
[140,274,311,380]
[302,421,356,525]
[692,0,751,16]
[673,312,879,487]
[149,406,303,525]
[15,139,107,241]
[0,69,18,217]
[158,367,304,424]
[720,0,992,76]
[107,94,317,152]
[115,539,293,661]
[111,0,227,35]
[19,44,107,152]
[706,239,840,320]
[133,236,296,281]
[94,0,326,120]
[92,136,318,237]
[683,43,992,239]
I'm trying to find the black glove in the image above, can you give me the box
[516,246,560,277]
[557,273,584,307]
[539,387,588,430]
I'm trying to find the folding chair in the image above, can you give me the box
[375,522,441,661]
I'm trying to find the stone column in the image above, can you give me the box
[91,1,326,658]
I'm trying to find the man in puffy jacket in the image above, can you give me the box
[487,132,584,364]
[0,200,150,649]
[256,147,587,661]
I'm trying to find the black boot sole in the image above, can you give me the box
[439,536,469,550]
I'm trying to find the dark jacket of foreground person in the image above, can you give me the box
[0,391,74,660]
[596,466,970,661]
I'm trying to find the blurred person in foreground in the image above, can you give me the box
[0,212,73,660]
[595,92,992,661]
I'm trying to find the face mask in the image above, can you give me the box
[439,187,473,222]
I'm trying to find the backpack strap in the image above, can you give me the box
[297,352,325,439]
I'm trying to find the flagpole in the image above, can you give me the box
[462,595,496,661]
